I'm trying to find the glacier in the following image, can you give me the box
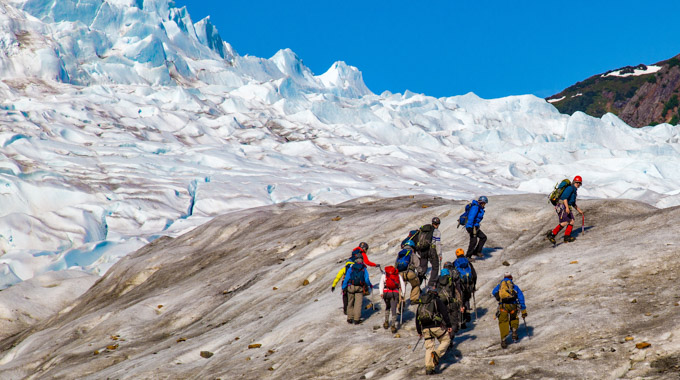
[0,0,679,289]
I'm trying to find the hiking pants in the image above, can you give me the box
[383,291,399,325]
[418,249,440,288]
[498,303,519,340]
[466,228,487,258]
[342,289,348,315]
[423,327,451,371]
[346,285,365,322]
[401,270,421,303]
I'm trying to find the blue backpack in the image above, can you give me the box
[454,257,473,286]
[457,203,473,228]
[395,247,413,272]
[348,263,366,286]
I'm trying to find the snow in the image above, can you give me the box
[603,65,662,78]
[0,1,679,376]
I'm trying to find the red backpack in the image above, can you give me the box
[384,266,400,290]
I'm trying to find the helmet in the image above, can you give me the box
[402,239,415,249]
[359,242,369,251]
[440,268,450,277]
[478,196,489,204]
[455,248,465,257]
[573,175,582,183]
[443,261,454,271]
[504,272,513,279]
[431,217,441,226]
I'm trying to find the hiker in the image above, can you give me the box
[395,239,422,304]
[452,248,477,328]
[331,257,356,315]
[379,265,406,333]
[416,217,442,288]
[546,176,584,243]
[416,287,453,375]
[350,242,379,268]
[464,196,488,259]
[436,266,465,337]
[491,273,527,349]
[342,257,373,324]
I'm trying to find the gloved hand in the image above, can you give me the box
[522,310,528,318]
[331,286,335,293]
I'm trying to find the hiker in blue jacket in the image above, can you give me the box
[465,196,488,260]
[491,273,527,348]
[342,257,373,324]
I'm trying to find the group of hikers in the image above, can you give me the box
[330,176,584,375]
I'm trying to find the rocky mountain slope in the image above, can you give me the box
[0,194,678,379]
[547,54,680,127]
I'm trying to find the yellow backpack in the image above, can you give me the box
[499,279,517,302]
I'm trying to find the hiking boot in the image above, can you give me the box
[564,235,575,243]
[391,326,397,334]
[512,330,519,341]
[546,230,556,244]
[425,368,435,375]
[383,321,389,329]
[501,339,508,349]
[347,319,353,324]
[353,319,363,325]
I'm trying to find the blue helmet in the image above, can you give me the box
[440,268,450,277]
[402,239,415,249]
[478,195,489,204]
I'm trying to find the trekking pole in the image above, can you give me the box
[581,214,585,235]
[472,291,477,320]
[412,336,422,352]
[522,316,530,340]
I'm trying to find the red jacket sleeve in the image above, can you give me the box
[362,252,377,267]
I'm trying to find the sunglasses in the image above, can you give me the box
[574,182,582,185]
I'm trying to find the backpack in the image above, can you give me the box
[384,266,400,290]
[498,279,517,302]
[401,230,419,248]
[350,247,364,262]
[395,247,413,272]
[348,263,366,286]
[549,179,571,205]
[457,202,473,227]
[415,224,434,252]
[454,257,473,286]
[416,294,443,326]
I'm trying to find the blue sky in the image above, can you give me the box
[176,0,680,99]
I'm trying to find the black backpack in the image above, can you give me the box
[416,294,443,326]
[348,263,366,286]
[415,224,434,252]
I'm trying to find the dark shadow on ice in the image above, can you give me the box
[478,246,503,260]
[471,306,489,320]
[570,225,594,238]
[439,332,477,371]
[518,324,535,340]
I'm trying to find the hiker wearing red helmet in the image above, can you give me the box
[546,176,584,243]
